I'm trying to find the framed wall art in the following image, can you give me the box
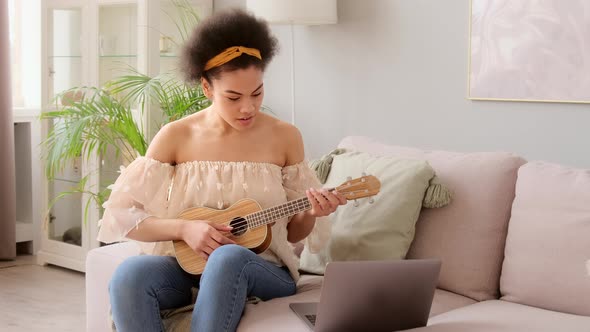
[468,0,590,104]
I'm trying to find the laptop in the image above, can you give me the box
[290,259,441,332]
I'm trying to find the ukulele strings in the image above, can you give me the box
[227,197,311,232]
[220,186,347,233]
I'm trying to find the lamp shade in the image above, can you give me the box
[246,0,337,25]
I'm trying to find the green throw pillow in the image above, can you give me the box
[300,151,437,274]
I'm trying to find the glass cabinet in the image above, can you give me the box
[39,0,211,272]
[98,3,137,86]
[39,1,89,271]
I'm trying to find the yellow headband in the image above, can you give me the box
[204,46,262,71]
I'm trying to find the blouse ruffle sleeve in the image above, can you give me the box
[282,161,332,253]
[97,157,175,243]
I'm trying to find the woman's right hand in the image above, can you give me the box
[180,221,236,260]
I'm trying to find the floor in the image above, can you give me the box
[0,255,85,332]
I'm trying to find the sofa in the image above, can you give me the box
[86,136,590,331]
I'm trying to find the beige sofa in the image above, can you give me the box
[86,136,590,331]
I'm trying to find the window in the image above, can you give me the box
[8,0,41,109]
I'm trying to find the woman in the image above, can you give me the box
[97,8,346,332]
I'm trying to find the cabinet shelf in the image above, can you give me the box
[100,55,137,58]
[52,177,81,184]
[49,55,82,58]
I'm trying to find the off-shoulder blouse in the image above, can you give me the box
[97,156,331,282]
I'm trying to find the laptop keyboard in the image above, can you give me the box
[305,314,317,326]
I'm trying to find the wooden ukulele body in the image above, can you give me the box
[173,198,272,275]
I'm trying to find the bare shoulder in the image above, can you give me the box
[266,116,304,166]
[275,120,303,146]
[145,116,194,164]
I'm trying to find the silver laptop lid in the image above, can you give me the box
[315,259,441,332]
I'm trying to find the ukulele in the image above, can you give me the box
[173,175,381,275]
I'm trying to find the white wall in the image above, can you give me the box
[215,0,590,168]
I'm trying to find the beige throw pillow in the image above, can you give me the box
[299,152,436,274]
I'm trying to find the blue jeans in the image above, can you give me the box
[109,244,297,332]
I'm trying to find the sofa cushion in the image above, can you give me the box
[238,275,324,331]
[429,289,477,317]
[338,136,526,301]
[409,300,590,332]
[500,161,590,316]
[300,151,436,274]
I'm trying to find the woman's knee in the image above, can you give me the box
[109,255,177,299]
[203,245,254,275]
[110,256,151,298]
[209,244,253,264]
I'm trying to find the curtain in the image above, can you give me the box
[0,0,16,259]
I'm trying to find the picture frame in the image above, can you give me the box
[468,0,590,104]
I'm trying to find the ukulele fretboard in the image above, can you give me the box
[245,196,311,228]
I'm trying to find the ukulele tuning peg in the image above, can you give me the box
[368,198,375,204]
[361,172,368,182]
[353,200,359,207]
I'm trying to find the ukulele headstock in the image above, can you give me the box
[334,174,381,203]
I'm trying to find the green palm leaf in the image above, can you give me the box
[42,87,147,179]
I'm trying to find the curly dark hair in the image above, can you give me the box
[181,8,279,84]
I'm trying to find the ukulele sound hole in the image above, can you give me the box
[229,217,248,237]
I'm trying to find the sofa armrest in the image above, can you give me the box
[86,242,141,332]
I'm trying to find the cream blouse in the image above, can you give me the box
[97,156,331,282]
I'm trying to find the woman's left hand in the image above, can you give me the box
[305,188,347,217]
